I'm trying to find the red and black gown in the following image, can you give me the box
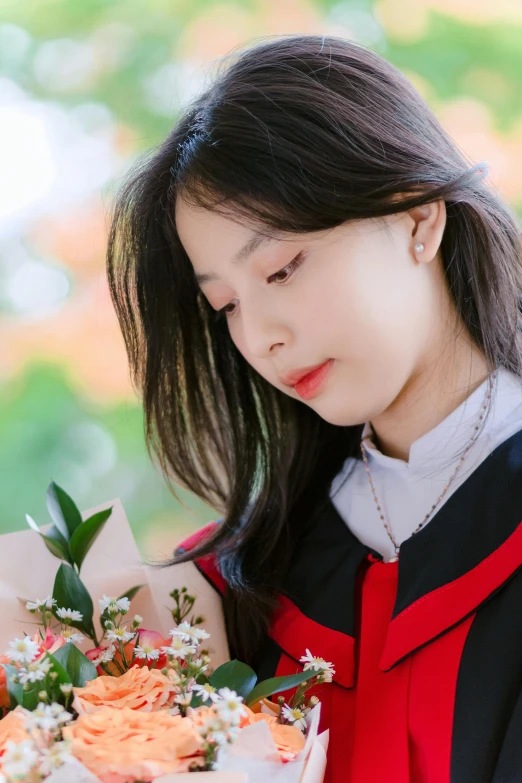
[176,427,522,782]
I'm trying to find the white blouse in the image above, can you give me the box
[329,366,522,563]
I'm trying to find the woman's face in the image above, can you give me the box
[175,196,448,427]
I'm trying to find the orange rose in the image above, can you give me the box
[62,705,203,783]
[72,665,177,715]
[86,628,170,676]
[0,708,31,757]
[239,705,305,760]
[264,721,306,759]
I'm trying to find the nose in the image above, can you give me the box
[239,293,288,359]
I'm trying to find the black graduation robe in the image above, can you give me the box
[175,427,522,782]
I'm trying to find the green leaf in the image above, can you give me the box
[46,481,83,541]
[26,514,73,564]
[245,669,319,707]
[99,584,146,627]
[209,660,257,700]
[44,652,71,685]
[53,563,95,639]
[69,507,113,572]
[39,651,72,704]
[52,644,98,687]
[0,663,23,709]
[21,686,40,712]
[44,525,73,562]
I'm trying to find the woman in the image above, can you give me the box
[106,34,522,782]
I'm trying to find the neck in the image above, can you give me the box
[368,345,491,463]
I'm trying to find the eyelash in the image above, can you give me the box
[213,252,306,323]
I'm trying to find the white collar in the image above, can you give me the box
[360,367,522,472]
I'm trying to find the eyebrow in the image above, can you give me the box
[194,231,280,287]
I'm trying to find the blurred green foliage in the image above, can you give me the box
[0,0,520,549]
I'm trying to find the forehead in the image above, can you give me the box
[175,196,268,268]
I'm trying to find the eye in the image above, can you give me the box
[213,251,306,323]
[267,251,305,284]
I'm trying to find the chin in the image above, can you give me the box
[309,403,364,428]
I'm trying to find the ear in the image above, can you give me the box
[407,199,447,263]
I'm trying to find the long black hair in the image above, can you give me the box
[106,34,522,664]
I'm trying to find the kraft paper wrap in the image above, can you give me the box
[0,497,230,666]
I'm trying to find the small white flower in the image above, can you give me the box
[22,702,72,733]
[174,691,193,706]
[60,683,73,695]
[98,594,115,612]
[214,688,247,724]
[134,645,160,661]
[281,704,308,732]
[1,739,39,777]
[190,627,211,642]
[61,628,85,644]
[299,649,336,680]
[208,728,228,746]
[91,644,117,666]
[18,657,52,684]
[170,621,210,646]
[98,594,131,614]
[191,682,219,703]
[197,714,232,746]
[115,596,131,613]
[25,595,56,612]
[39,740,74,775]
[56,607,83,623]
[169,621,192,640]
[161,636,196,660]
[133,614,143,625]
[106,626,136,644]
[5,637,40,664]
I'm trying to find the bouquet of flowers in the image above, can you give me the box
[0,482,330,783]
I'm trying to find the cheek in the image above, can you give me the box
[326,255,423,359]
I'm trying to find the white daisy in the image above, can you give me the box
[18,657,52,684]
[281,704,308,732]
[170,622,211,646]
[134,645,160,661]
[1,740,39,778]
[160,636,196,660]
[299,649,336,680]
[106,626,135,644]
[5,637,40,664]
[92,644,117,665]
[214,688,247,724]
[61,628,85,644]
[99,595,131,614]
[169,621,192,640]
[25,595,56,612]
[102,644,117,662]
[191,682,220,703]
[56,607,83,623]
[98,594,115,613]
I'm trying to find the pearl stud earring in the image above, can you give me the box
[414,243,425,253]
